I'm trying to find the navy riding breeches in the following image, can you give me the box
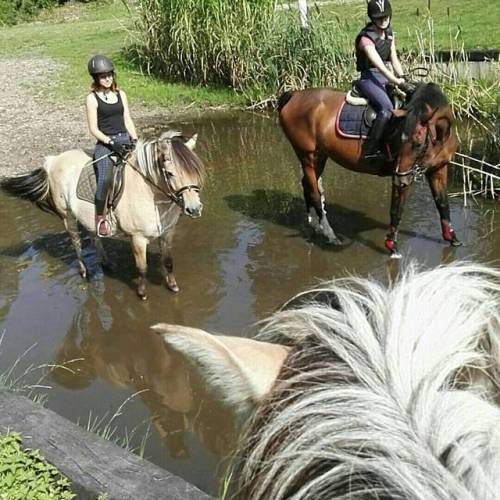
[357,69,393,113]
[93,132,131,203]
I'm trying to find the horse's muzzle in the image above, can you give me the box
[184,203,203,218]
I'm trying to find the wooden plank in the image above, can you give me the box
[0,390,213,500]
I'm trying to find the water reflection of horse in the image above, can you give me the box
[278,83,461,257]
[0,131,204,299]
[50,318,239,476]
[156,262,500,499]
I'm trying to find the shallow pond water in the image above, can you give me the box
[0,110,499,495]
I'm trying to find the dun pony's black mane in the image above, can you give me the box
[403,82,449,136]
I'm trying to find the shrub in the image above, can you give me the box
[0,432,75,499]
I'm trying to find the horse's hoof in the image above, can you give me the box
[138,293,148,301]
[167,283,180,293]
[327,236,343,245]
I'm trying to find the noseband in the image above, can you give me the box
[158,141,200,208]
[161,170,200,208]
[395,122,432,183]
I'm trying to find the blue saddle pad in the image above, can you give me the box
[336,101,371,139]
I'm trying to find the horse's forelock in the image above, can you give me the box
[134,133,204,186]
[170,137,205,187]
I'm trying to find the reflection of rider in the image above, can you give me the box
[85,55,138,237]
[355,0,405,160]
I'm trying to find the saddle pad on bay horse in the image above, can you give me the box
[336,100,376,139]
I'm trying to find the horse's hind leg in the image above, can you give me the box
[63,217,87,278]
[301,151,341,244]
[160,231,179,293]
[131,234,149,300]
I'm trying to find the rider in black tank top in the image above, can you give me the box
[85,54,138,237]
[94,90,127,136]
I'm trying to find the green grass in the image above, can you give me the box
[0,1,244,108]
[316,0,500,51]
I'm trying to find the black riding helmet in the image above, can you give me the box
[367,0,392,19]
[87,54,114,77]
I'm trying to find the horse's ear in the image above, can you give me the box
[151,324,290,412]
[184,134,198,151]
[431,116,452,144]
[421,103,435,124]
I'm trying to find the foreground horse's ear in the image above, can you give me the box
[151,324,290,412]
[184,134,198,151]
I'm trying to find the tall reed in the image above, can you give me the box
[133,1,355,103]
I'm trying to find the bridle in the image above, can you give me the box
[160,168,200,208]
[394,107,442,182]
[124,139,201,209]
[394,130,430,182]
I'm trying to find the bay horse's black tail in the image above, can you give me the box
[277,91,294,112]
[0,168,58,215]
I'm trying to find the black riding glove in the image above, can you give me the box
[398,81,417,94]
[108,141,126,156]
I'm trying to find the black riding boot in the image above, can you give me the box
[363,110,391,160]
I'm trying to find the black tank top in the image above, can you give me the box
[94,90,127,135]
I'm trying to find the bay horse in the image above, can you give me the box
[278,83,461,257]
[154,261,500,499]
[0,130,204,300]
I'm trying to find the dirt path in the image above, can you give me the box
[0,55,168,178]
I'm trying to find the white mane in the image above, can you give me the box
[232,262,500,499]
[134,130,183,184]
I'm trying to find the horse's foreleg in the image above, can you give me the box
[427,165,461,246]
[159,231,179,293]
[302,153,340,244]
[130,234,149,300]
[63,217,87,278]
[386,175,412,259]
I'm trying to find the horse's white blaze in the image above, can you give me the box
[152,324,290,411]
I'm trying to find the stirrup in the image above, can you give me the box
[96,216,109,237]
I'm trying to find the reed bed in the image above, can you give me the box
[133,2,498,119]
